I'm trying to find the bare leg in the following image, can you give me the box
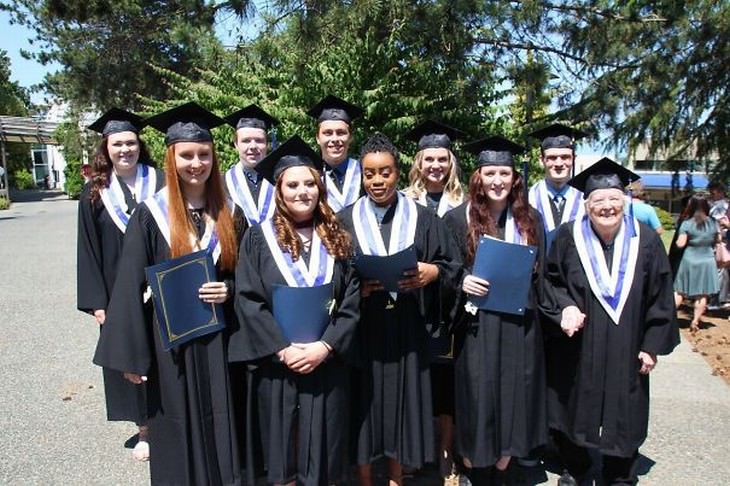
[495,455,511,471]
[692,295,708,331]
[438,414,456,478]
[388,459,403,486]
[357,464,373,486]
[674,292,683,309]
[132,425,150,461]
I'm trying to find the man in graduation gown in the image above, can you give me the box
[528,124,588,246]
[223,104,279,226]
[338,133,462,484]
[542,158,679,485]
[307,94,365,212]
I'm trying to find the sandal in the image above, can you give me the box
[132,440,150,461]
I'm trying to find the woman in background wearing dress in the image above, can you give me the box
[674,194,720,332]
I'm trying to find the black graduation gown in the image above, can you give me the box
[230,224,360,486]
[541,222,680,457]
[93,203,245,486]
[443,203,549,468]
[76,168,164,423]
[339,201,462,469]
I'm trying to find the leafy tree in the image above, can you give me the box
[0,48,32,180]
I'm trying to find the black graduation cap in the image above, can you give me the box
[569,157,640,198]
[224,104,279,131]
[529,123,589,150]
[145,102,226,146]
[306,95,364,125]
[406,120,465,151]
[255,135,325,185]
[87,108,144,136]
[463,136,525,167]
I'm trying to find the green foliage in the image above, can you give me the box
[13,168,34,189]
[63,156,84,199]
[654,206,675,231]
[0,197,10,210]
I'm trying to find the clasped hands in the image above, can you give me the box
[560,305,586,337]
[277,341,332,374]
[360,262,439,297]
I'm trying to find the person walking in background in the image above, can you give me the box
[76,108,164,462]
[628,181,663,235]
[708,182,730,307]
[674,194,720,332]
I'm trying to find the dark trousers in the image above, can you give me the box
[553,431,639,485]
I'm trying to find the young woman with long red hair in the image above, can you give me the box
[94,103,245,486]
[231,136,360,486]
[77,108,163,461]
[443,136,548,484]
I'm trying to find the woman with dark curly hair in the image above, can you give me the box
[443,136,548,484]
[232,136,360,486]
[76,108,164,460]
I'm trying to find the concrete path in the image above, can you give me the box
[0,193,728,485]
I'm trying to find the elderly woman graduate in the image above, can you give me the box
[541,158,679,486]
[94,102,246,486]
[232,136,360,486]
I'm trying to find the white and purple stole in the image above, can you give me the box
[416,191,462,217]
[100,163,157,233]
[352,192,418,299]
[325,157,361,213]
[573,214,640,324]
[225,162,275,225]
[260,219,334,288]
[145,188,222,263]
[529,180,583,232]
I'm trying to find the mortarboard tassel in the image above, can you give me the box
[627,177,637,238]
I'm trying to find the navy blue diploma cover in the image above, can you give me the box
[145,250,226,351]
[352,245,418,292]
[272,283,334,343]
[470,236,537,315]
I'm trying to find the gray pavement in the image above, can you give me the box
[0,192,728,485]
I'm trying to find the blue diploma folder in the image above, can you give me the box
[272,283,334,343]
[470,236,537,316]
[352,245,418,292]
[145,250,226,351]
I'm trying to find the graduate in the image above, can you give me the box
[307,95,364,212]
[541,158,679,485]
[527,124,588,238]
[339,133,461,486]
[402,119,465,482]
[231,136,360,486]
[443,136,548,484]
[94,102,245,486]
[77,108,164,461]
[224,104,279,225]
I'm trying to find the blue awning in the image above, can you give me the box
[634,171,709,190]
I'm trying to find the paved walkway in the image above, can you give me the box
[0,193,728,485]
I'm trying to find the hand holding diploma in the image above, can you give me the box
[398,262,439,290]
[198,281,229,304]
[463,274,490,297]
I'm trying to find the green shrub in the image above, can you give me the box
[0,197,10,210]
[654,206,675,230]
[63,157,84,200]
[14,169,34,190]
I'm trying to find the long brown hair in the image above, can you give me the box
[88,134,154,203]
[164,144,238,272]
[272,166,352,261]
[466,167,537,264]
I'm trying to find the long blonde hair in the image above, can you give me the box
[403,148,463,204]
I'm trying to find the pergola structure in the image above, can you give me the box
[0,115,60,197]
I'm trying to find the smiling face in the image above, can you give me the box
[106,131,140,175]
[362,151,399,207]
[174,141,213,190]
[234,127,268,166]
[478,165,514,204]
[279,165,320,222]
[541,147,574,186]
[316,120,352,166]
[419,147,451,189]
[586,188,625,233]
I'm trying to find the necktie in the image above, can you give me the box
[553,194,565,213]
